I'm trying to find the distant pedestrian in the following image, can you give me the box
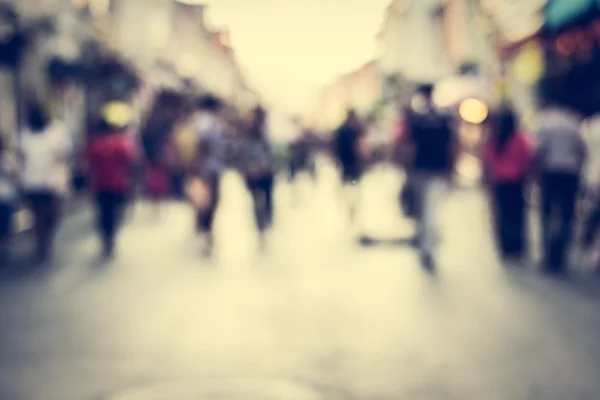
[536,97,587,274]
[332,109,366,220]
[240,105,276,248]
[18,102,72,262]
[483,107,534,264]
[86,102,138,259]
[189,94,227,256]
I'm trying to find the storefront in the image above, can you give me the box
[539,0,600,117]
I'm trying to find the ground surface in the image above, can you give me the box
[1,161,600,400]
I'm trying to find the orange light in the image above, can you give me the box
[556,34,575,56]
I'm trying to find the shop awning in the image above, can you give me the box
[545,0,598,29]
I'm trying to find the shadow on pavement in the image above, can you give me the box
[358,235,414,248]
[500,262,600,301]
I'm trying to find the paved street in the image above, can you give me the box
[1,163,600,399]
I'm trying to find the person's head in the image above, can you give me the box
[416,83,435,103]
[494,105,518,150]
[198,94,222,114]
[26,102,49,132]
[345,109,360,128]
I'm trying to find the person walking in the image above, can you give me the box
[483,107,535,264]
[18,102,72,262]
[536,96,587,274]
[189,94,227,256]
[332,109,366,220]
[240,105,276,247]
[402,84,458,270]
[86,102,138,259]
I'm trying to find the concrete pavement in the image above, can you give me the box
[1,165,600,399]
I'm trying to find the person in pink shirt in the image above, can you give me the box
[483,107,535,263]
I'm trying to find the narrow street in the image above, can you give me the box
[1,163,600,399]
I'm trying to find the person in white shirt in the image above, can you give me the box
[536,97,587,274]
[0,135,18,262]
[19,103,72,262]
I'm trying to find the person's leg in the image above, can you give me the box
[263,175,275,228]
[502,181,527,260]
[44,193,62,260]
[95,192,115,257]
[555,173,580,272]
[584,199,600,248]
[419,175,446,268]
[540,174,555,269]
[0,203,12,263]
[513,181,528,259]
[492,184,511,258]
[26,193,49,261]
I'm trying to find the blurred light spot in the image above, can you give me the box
[103,101,133,128]
[459,98,488,125]
[511,42,544,84]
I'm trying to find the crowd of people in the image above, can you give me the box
[0,82,599,278]
[0,93,280,263]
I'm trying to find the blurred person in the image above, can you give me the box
[189,94,227,256]
[536,97,587,274]
[240,105,276,247]
[332,109,366,219]
[402,84,458,270]
[288,119,316,184]
[142,127,176,217]
[18,102,72,262]
[86,102,138,259]
[483,107,534,264]
[0,134,18,262]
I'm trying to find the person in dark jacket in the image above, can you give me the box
[240,105,276,247]
[332,109,365,220]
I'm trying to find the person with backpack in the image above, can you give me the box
[189,94,227,256]
[240,105,276,247]
[402,84,458,270]
[483,107,535,264]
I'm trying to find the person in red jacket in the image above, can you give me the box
[483,106,534,264]
[86,103,138,258]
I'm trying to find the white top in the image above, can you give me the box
[19,121,72,194]
[537,109,587,174]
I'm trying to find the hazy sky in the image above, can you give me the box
[207,0,389,116]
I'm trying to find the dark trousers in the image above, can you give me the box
[541,172,580,270]
[196,176,220,234]
[95,191,127,244]
[492,181,527,259]
[246,175,274,232]
[25,190,61,259]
